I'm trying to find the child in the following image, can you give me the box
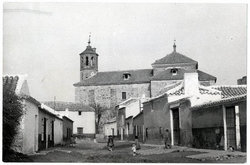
[70,135,76,148]
[135,136,141,150]
[107,135,114,151]
[131,143,137,156]
[164,129,171,149]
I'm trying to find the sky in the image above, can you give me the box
[3,2,247,102]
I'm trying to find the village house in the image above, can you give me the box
[103,117,117,137]
[142,72,247,152]
[43,101,95,139]
[73,39,216,112]
[115,96,148,141]
[3,75,73,154]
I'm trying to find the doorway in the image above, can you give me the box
[226,106,236,149]
[172,108,180,145]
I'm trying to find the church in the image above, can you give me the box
[73,37,217,109]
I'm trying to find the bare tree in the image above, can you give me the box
[90,102,108,134]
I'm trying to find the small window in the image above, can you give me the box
[77,127,83,134]
[171,68,178,76]
[78,111,82,115]
[123,72,131,80]
[122,92,126,100]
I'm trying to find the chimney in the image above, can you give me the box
[184,72,199,96]
[65,108,69,117]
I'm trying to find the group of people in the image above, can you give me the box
[107,129,171,156]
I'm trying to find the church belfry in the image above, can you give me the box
[79,35,99,82]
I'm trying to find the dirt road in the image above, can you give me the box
[28,140,246,163]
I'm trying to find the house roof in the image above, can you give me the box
[211,85,247,98]
[150,69,216,81]
[152,51,198,65]
[74,69,153,86]
[133,110,143,119]
[43,101,94,112]
[191,94,246,110]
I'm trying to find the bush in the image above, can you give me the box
[3,88,24,161]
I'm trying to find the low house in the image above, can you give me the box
[116,97,147,140]
[62,116,74,141]
[142,72,247,152]
[191,86,247,152]
[43,101,95,138]
[3,75,73,154]
[133,111,144,142]
[38,104,64,150]
[103,117,117,137]
[3,75,40,154]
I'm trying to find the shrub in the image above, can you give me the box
[3,88,23,161]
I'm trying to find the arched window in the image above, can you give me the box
[86,56,89,66]
[91,57,94,66]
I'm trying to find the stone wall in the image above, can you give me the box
[75,83,150,108]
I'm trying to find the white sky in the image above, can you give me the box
[3,2,247,102]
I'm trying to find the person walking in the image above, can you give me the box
[164,129,171,149]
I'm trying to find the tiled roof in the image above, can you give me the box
[157,81,183,95]
[211,85,247,98]
[152,51,198,65]
[191,94,246,110]
[157,80,221,97]
[20,93,41,106]
[43,101,94,112]
[74,69,153,86]
[150,69,216,81]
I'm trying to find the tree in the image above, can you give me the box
[3,88,24,160]
[89,103,108,134]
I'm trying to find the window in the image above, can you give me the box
[78,111,82,115]
[122,92,126,100]
[77,127,83,134]
[170,68,178,76]
[123,73,131,80]
[86,56,89,66]
[91,57,94,66]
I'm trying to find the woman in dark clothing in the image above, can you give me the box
[107,135,114,151]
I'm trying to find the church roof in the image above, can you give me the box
[150,68,216,81]
[152,51,198,65]
[74,69,153,86]
[43,101,94,112]
[80,46,98,55]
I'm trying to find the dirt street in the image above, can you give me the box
[28,140,246,163]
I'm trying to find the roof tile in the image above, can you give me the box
[74,69,153,86]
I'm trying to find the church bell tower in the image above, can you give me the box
[79,35,98,82]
